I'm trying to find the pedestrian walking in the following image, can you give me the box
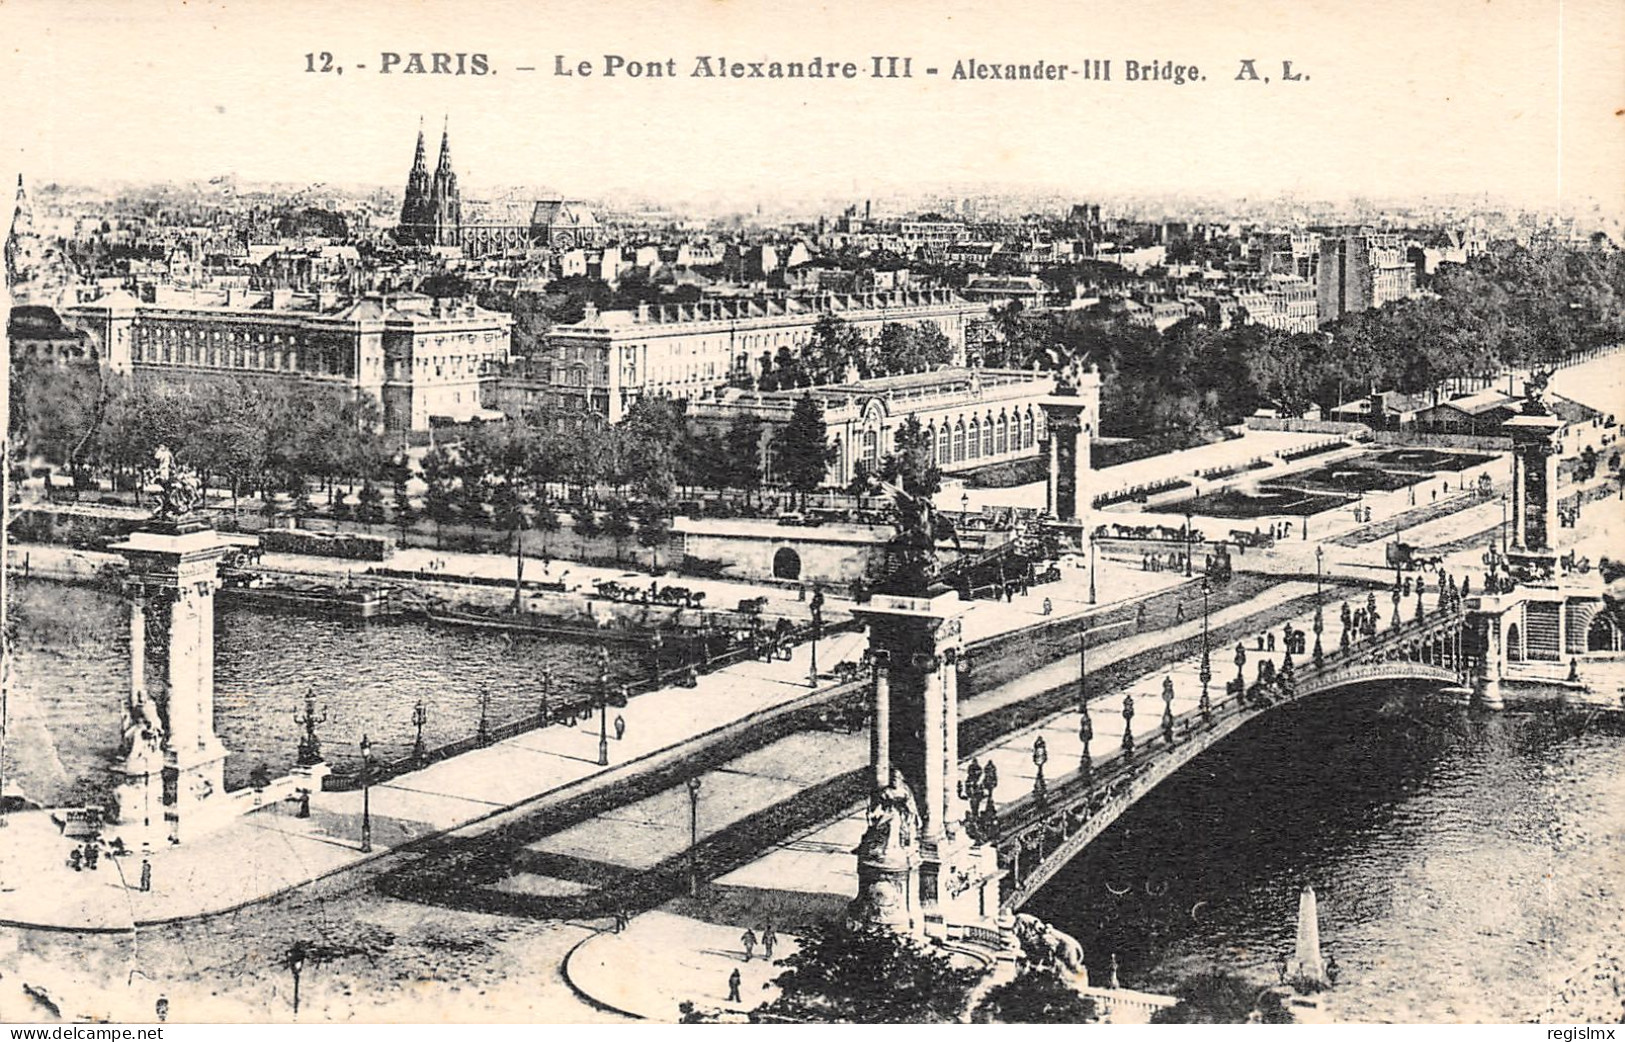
[1267,633,1276,652]
[1136,603,1147,631]
[741,928,758,962]
[155,996,169,1023]
[1041,597,1053,616]
[614,714,626,741]
[1175,603,1185,623]
[727,968,743,1003]
[140,858,152,892]
[762,923,777,961]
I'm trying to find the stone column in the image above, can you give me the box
[942,652,963,832]
[921,654,945,844]
[1510,453,1527,551]
[872,665,891,790]
[1477,613,1505,710]
[129,589,146,700]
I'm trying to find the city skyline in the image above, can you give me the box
[2,0,1622,215]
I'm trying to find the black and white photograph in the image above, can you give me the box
[0,0,1622,1027]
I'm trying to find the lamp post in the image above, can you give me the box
[809,589,825,688]
[476,686,492,747]
[411,698,428,765]
[1234,642,1247,706]
[1078,633,1093,780]
[597,646,610,767]
[1183,510,1193,577]
[1088,534,1097,605]
[1160,675,1176,745]
[1392,566,1403,631]
[1121,693,1135,757]
[294,687,326,767]
[685,775,703,898]
[1313,545,1325,668]
[1032,735,1049,805]
[540,675,551,726]
[1198,577,1212,725]
[1500,493,1509,554]
[358,734,373,854]
[961,491,969,520]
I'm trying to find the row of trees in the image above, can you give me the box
[989,241,1625,445]
[746,317,957,391]
[9,363,389,508]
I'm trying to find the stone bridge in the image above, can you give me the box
[991,604,1472,910]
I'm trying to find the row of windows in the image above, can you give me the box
[854,407,1043,467]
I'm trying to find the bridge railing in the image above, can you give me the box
[988,600,1471,906]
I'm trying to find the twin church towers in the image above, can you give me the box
[397,118,462,247]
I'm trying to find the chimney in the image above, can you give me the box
[636,302,650,322]
[583,302,599,323]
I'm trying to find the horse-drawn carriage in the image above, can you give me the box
[1386,541,1441,572]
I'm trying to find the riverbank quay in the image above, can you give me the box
[0,619,870,931]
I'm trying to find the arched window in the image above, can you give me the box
[953,421,966,462]
[968,418,981,459]
[982,415,995,457]
[995,414,1009,455]
[938,423,952,465]
[862,428,879,465]
[1023,410,1035,448]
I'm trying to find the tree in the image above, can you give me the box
[276,927,395,1018]
[723,413,765,505]
[1150,970,1292,1024]
[971,968,1098,1023]
[879,414,942,500]
[755,923,984,1023]
[635,502,671,570]
[570,500,600,554]
[420,446,460,548]
[355,480,387,530]
[389,455,417,538]
[777,396,836,508]
[603,500,635,562]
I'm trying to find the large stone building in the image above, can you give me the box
[1316,232,1415,324]
[500,289,989,421]
[687,366,1062,487]
[58,288,511,432]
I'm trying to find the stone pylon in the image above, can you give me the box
[1293,885,1327,987]
[109,521,237,845]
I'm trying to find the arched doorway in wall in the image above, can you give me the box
[1588,611,1623,652]
[773,547,802,580]
[1506,622,1523,662]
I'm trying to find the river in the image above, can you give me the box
[5,579,649,804]
[1022,682,1625,1022]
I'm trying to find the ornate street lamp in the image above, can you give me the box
[1500,493,1509,554]
[1121,693,1135,756]
[961,758,985,820]
[1078,634,1094,781]
[685,775,703,898]
[809,589,825,688]
[1234,642,1247,705]
[411,698,428,765]
[1313,546,1325,668]
[1198,577,1212,725]
[1160,675,1176,745]
[1089,534,1098,605]
[294,687,327,767]
[358,733,373,854]
[1391,568,1403,631]
[597,646,611,767]
[1032,736,1049,805]
[1183,510,1194,578]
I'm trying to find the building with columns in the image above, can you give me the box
[527,289,989,421]
[686,366,1059,488]
[59,288,511,432]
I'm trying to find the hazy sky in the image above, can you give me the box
[1,0,1621,211]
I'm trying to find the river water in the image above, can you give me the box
[11,582,1623,1022]
[6,579,647,802]
[1022,683,1625,1023]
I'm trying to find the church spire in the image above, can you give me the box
[411,117,427,172]
[436,115,453,175]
